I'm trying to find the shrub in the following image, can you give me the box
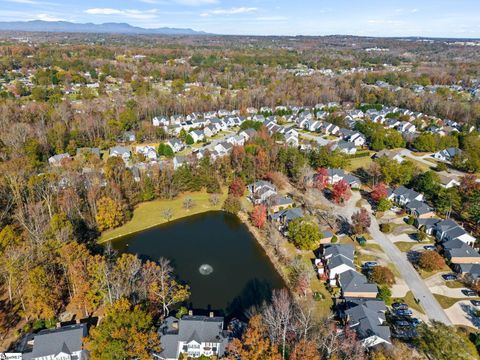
[406,216,415,225]
[377,285,392,305]
[368,266,395,286]
[377,198,392,212]
[418,251,445,272]
[331,235,338,243]
[222,195,241,215]
[380,223,392,233]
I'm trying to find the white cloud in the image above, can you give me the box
[411,8,419,13]
[201,7,257,17]
[35,13,65,21]
[84,8,158,20]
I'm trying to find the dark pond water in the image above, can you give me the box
[110,211,285,318]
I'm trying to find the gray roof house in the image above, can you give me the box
[23,323,88,360]
[435,219,476,246]
[433,147,462,162]
[338,270,378,299]
[269,207,304,225]
[455,263,480,281]
[156,315,229,360]
[387,186,423,206]
[320,244,356,285]
[405,200,434,218]
[344,300,391,348]
[414,218,440,235]
[48,153,71,166]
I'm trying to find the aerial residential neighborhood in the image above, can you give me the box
[1,2,480,360]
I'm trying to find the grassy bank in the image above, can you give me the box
[99,190,228,243]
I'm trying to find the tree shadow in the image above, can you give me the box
[225,278,275,321]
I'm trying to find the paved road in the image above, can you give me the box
[299,132,335,146]
[335,192,452,325]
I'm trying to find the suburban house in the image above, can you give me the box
[173,156,189,170]
[214,142,233,156]
[167,139,185,153]
[334,140,357,155]
[76,147,100,158]
[239,128,257,142]
[48,153,71,167]
[343,299,391,348]
[156,314,229,360]
[338,270,378,299]
[434,219,476,246]
[136,145,158,160]
[438,174,461,189]
[269,207,304,227]
[267,195,294,213]
[454,263,480,283]
[123,131,136,142]
[373,149,405,163]
[22,323,88,360]
[414,218,441,235]
[387,186,423,206]
[109,146,131,162]
[190,130,205,143]
[433,147,462,162]
[444,241,480,264]
[325,169,361,189]
[317,244,355,285]
[247,180,277,205]
[153,116,169,127]
[405,200,435,219]
[203,125,218,138]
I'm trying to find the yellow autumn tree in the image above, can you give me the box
[95,196,126,231]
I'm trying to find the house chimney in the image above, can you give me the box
[209,311,214,318]
[188,310,193,316]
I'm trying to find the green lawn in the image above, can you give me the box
[433,294,479,309]
[345,156,373,172]
[394,241,419,252]
[395,291,425,314]
[418,264,451,279]
[99,190,228,242]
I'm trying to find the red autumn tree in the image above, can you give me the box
[332,180,351,204]
[315,167,329,190]
[351,207,371,234]
[229,178,245,198]
[371,182,388,203]
[250,205,267,229]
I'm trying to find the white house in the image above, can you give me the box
[136,145,157,160]
[48,153,71,167]
[109,146,131,162]
[433,148,462,162]
[190,130,205,143]
[153,116,169,127]
[157,314,229,360]
[24,323,88,360]
[166,139,184,153]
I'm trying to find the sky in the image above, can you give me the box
[1,0,480,37]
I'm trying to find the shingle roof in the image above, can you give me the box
[339,270,378,294]
[345,300,391,345]
[28,323,87,359]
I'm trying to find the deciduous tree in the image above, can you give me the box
[332,180,351,205]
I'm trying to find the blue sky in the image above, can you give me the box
[1,0,480,37]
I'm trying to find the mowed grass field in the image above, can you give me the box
[99,190,228,242]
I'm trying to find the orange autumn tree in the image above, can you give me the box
[226,314,280,360]
[84,298,161,360]
[250,204,267,228]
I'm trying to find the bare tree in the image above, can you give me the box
[209,193,220,206]
[161,208,173,222]
[183,197,194,210]
[262,288,295,360]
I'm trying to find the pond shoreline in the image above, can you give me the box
[237,211,291,287]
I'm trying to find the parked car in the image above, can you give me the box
[462,289,478,297]
[442,273,457,281]
[392,303,409,311]
[470,300,480,307]
[363,261,378,269]
[395,309,413,316]
[410,318,422,327]
[394,320,410,327]
[424,245,436,251]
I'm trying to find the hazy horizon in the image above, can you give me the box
[1,0,479,38]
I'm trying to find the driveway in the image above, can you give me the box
[334,192,452,325]
[445,300,480,328]
[425,273,468,298]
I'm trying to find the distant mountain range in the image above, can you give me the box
[0,20,208,35]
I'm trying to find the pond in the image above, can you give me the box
[110,211,285,319]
